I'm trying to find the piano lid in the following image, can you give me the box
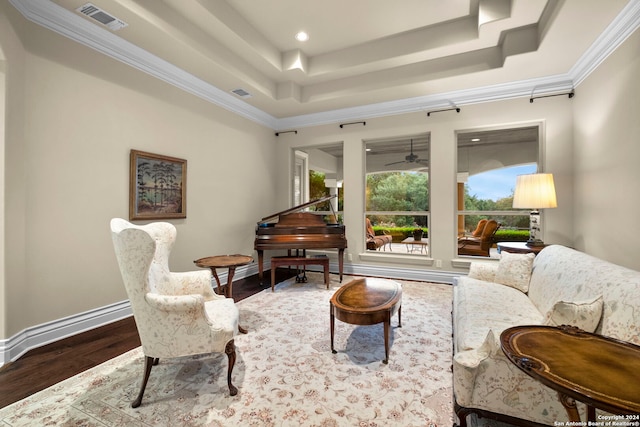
[258,195,337,225]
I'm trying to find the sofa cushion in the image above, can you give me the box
[494,252,535,293]
[543,295,604,332]
[453,278,544,352]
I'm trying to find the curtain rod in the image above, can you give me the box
[426,107,460,117]
[530,91,574,103]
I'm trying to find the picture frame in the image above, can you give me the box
[129,150,187,220]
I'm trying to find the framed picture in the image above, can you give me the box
[129,150,187,220]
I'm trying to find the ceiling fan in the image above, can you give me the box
[385,140,428,166]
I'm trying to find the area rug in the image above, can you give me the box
[0,274,454,426]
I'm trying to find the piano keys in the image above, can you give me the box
[254,195,347,283]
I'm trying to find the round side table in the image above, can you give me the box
[194,254,253,334]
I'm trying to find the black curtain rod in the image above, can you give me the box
[530,91,574,103]
[426,107,460,117]
[339,121,366,128]
[275,130,298,136]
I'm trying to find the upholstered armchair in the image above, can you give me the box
[458,219,500,257]
[366,218,393,251]
[110,218,239,407]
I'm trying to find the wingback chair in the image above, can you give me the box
[110,218,240,407]
[458,219,500,257]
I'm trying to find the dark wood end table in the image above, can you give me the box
[501,325,640,421]
[497,241,547,255]
[330,278,402,364]
[194,254,253,334]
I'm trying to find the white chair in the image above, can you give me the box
[110,218,239,407]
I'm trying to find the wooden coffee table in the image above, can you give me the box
[330,278,402,364]
[501,325,640,421]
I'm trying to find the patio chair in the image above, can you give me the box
[458,219,500,256]
[366,218,393,251]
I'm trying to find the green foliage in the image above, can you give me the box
[372,226,428,243]
[309,170,344,211]
[366,172,428,227]
[494,229,530,242]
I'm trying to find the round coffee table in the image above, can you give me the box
[330,278,402,364]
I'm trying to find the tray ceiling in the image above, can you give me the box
[9,0,640,129]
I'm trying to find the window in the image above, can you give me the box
[292,144,344,223]
[457,126,539,256]
[365,135,430,255]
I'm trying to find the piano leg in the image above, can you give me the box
[338,248,344,282]
[257,250,264,283]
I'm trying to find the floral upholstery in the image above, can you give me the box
[453,245,640,426]
[110,218,240,405]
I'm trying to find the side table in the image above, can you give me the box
[497,241,546,255]
[501,325,640,421]
[194,254,253,334]
[401,237,429,254]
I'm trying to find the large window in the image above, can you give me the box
[457,126,539,256]
[292,143,344,223]
[365,135,430,255]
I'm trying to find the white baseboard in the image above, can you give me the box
[0,263,457,367]
[0,300,133,367]
[0,265,258,367]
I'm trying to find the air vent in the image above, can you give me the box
[76,3,128,31]
[231,88,252,99]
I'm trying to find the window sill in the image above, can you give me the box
[359,251,435,267]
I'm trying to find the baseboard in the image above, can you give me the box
[0,264,258,367]
[0,262,456,367]
[0,300,133,367]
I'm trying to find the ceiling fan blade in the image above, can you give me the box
[385,160,407,166]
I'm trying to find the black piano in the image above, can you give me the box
[254,195,347,283]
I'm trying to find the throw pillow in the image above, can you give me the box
[494,252,535,293]
[544,295,604,332]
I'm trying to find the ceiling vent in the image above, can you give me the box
[231,88,252,99]
[76,3,128,31]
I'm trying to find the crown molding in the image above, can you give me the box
[8,0,279,129]
[9,0,640,131]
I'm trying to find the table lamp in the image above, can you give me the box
[512,173,557,246]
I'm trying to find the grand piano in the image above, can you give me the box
[254,195,347,283]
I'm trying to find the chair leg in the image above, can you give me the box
[225,340,238,396]
[131,356,157,408]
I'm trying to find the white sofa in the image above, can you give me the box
[452,245,640,426]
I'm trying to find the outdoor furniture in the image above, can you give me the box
[458,219,500,256]
[366,218,392,251]
[110,218,239,407]
[401,237,429,254]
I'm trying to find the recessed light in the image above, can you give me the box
[471,138,480,142]
[295,31,309,42]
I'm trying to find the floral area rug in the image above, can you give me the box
[0,274,454,426]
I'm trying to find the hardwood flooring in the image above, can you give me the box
[0,270,294,409]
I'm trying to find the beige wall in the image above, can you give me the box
[1,7,277,339]
[572,28,640,270]
[275,98,574,272]
[1,3,638,342]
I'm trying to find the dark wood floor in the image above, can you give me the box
[0,270,294,409]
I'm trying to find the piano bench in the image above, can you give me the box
[270,256,330,291]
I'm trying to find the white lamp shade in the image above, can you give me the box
[513,173,557,209]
